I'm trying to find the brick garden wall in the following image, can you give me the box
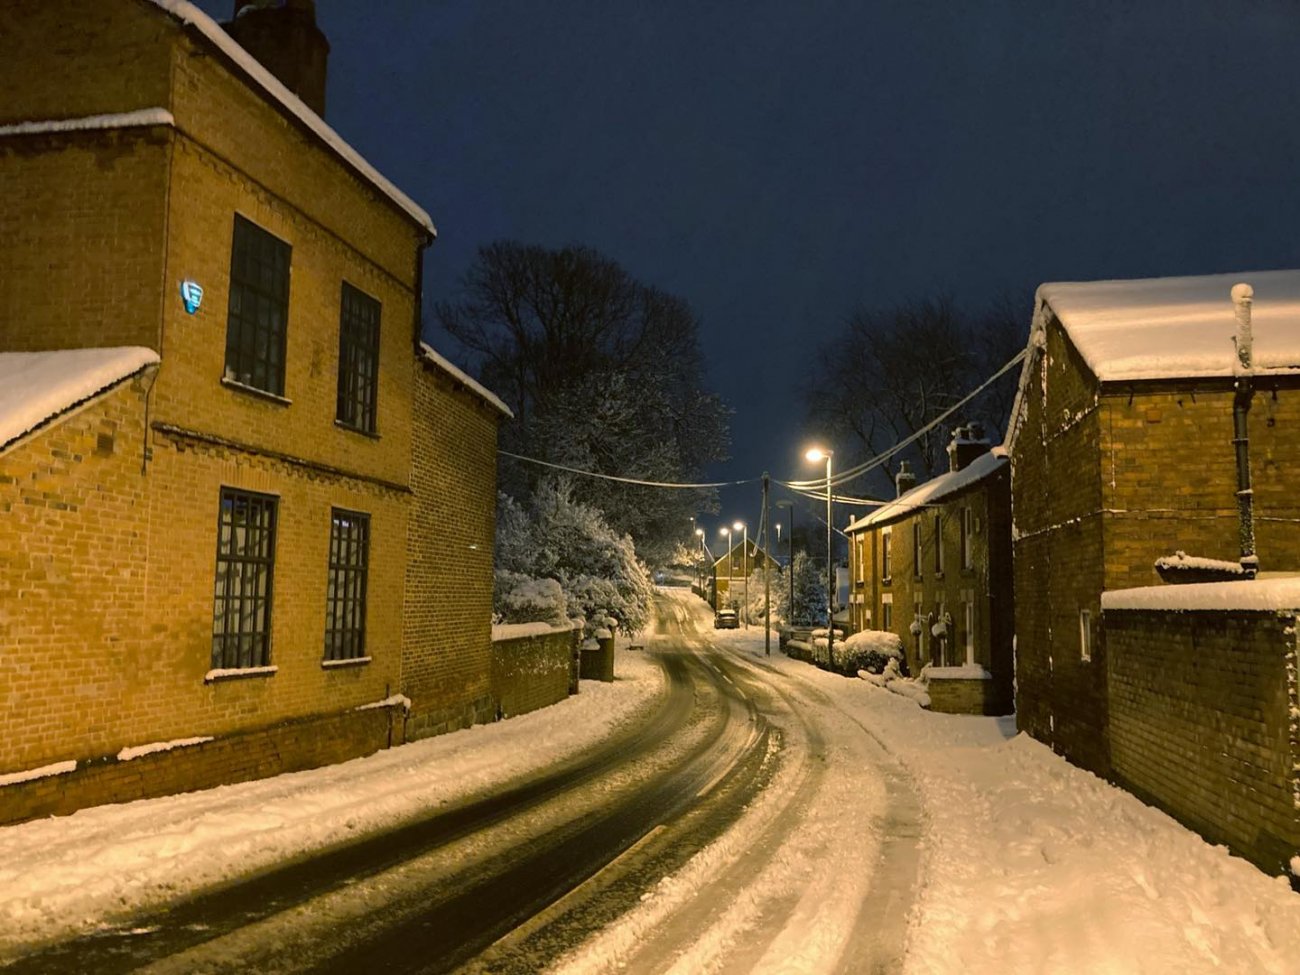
[1106,608,1300,876]
[490,626,577,720]
[0,702,397,826]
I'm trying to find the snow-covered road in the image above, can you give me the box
[2,588,1298,973]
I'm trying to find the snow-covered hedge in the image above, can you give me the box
[835,629,905,676]
[495,572,569,625]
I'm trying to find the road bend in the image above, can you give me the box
[6,597,777,975]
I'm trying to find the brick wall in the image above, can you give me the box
[1011,317,1110,774]
[1,702,397,826]
[403,360,501,739]
[490,626,577,720]
[1106,608,1300,877]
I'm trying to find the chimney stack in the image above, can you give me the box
[225,1,330,117]
[895,460,916,498]
[947,422,991,473]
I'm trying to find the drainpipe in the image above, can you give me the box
[1231,282,1258,578]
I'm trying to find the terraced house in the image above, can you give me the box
[0,0,508,822]
[844,426,1015,715]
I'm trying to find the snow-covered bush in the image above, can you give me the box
[494,572,568,625]
[745,565,783,623]
[836,629,906,676]
[492,479,653,635]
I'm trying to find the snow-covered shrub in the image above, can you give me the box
[493,479,653,635]
[787,551,828,626]
[495,572,568,625]
[745,565,783,623]
[836,629,905,676]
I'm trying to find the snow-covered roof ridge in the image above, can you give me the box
[1102,575,1300,612]
[847,450,1006,532]
[0,347,159,452]
[144,0,435,236]
[418,342,514,418]
[0,108,174,138]
[1039,268,1300,383]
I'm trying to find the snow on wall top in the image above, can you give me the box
[418,342,514,418]
[0,347,159,451]
[1102,576,1300,612]
[0,108,174,137]
[144,0,435,235]
[846,451,1006,533]
[1038,268,1300,382]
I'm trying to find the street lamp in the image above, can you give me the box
[719,526,732,611]
[775,499,794,622]
[733,520,748,628]
[805,447,834,635]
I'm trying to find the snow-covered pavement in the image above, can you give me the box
[2,588,1298,973]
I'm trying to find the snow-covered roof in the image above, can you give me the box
[418,342,513,418]
[1102,575,1300,613]
[144,0,435,236]
[846,450,1006,533]
[1039,269,1300,383]
[0,347,159,451]
[0,108,174,137]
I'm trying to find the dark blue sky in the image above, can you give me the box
[199,0,1300,536]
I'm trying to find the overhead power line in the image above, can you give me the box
[784,348,1027,491]
[497,450,757,489]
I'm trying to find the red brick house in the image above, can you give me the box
[1007,270,1300,777]
[845,425,1014,714]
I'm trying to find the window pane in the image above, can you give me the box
[337,283,381,432]
[324,509,370,661]
[224,216,291,396]
[210,487,277,670]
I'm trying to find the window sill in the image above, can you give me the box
[221,377,292,406]
[205,664,278,683]
[882,576,892,586]
[334,420,380,440]
[322,656,371,670]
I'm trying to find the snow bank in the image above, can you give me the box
[0,347,158,450]
[1102,576,1300,612]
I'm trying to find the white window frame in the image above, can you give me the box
[881,593,893,631]
[913,522,923,578]
[881,528,892,580]
[855,534,865,583]
[1080,609,1092,662]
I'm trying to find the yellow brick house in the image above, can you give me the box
[0,0,507,821]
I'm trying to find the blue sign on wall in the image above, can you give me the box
[180,280,204,314]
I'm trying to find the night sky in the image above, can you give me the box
[196,0,1300,539]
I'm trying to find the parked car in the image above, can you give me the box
[714,608,739,629]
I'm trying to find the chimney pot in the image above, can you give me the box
[895,460,917,498]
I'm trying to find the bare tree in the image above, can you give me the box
[437,241,730,565]
[807,293,1027,494]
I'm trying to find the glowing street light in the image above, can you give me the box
[805,447,834,636]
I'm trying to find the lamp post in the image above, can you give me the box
[733,520,748,628]
[720,526,732,610]
[805,448,834,634]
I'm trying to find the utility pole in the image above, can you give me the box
[763,473,771,656]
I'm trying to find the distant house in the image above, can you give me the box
[0,0,507,821]
[711,540,781,611]
[845,425,1014,714]
[1007,270,1300,778]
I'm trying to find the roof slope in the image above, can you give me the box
[1039,268,1300,382]
[846,450,1006,532]
[0,347,159,451]
[144,0,435,235]
[418,342,513,418]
